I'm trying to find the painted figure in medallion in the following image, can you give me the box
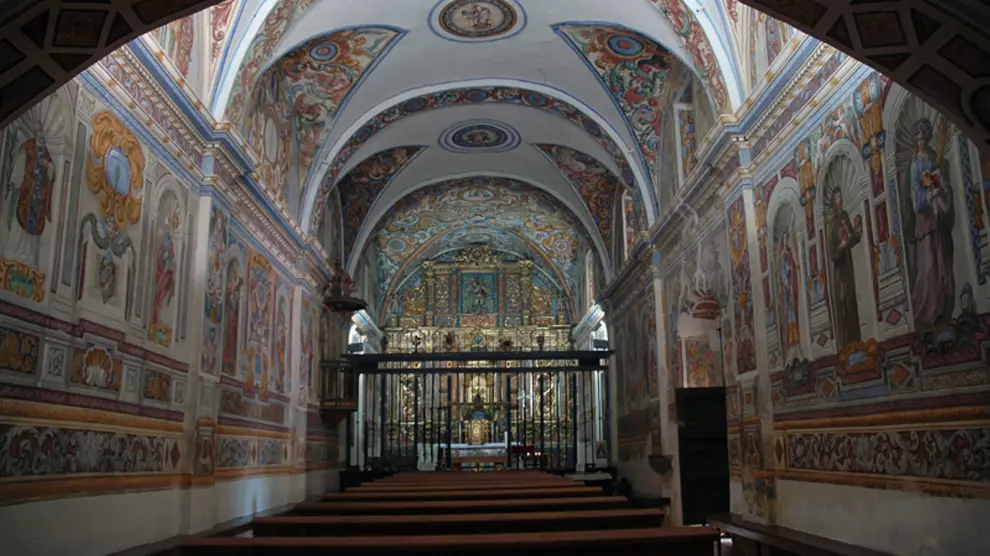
[902,118,955,330]
[825,186,862,347]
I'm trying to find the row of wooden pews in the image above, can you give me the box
[183,471,720,555]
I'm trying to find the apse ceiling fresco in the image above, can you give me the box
[145,0,769,304]
[370,177,592,299]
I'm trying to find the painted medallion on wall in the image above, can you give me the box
[431,0,524,42]
[439,120,520,153]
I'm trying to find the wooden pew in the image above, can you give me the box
[348,480,577,492]
[293,495,629,515]
[183,527,720,555]
[252,508,665,537]
[324,486,601,502]
[374,471,555,482]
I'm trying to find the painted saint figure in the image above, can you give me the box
[461,3,495,30]
[826,187,862,347]
[222,261,242,375]
[5,137,55,268]
[151,227,177,326]
[904,118,954,330]
[775,227,802,358]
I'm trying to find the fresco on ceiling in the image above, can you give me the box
[208,0,240,83]
[440,120,521,153]
[278,27,403,186]
[223,0,316,125]
[155,16,195,78]
[336,146,424,263]
[433,0,524,42]
[748,10,793,90]
[677,105,696,184]
[554,24,676,196]
[622,190,646,261]
[646,0,729,111]
[309,86,637,232]
[536,144,616,263]
[243,65,293,210]
[372,177,588,299]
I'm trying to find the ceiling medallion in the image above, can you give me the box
[430,0,525,43]
[439,120,521,153]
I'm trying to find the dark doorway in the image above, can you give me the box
[675,387,729,525]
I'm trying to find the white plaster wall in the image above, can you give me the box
[0,469,339,556]
[776,479,990,556]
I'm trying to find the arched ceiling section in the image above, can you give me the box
[300,81,654,234]
[370,176,597,303]
[553,22,705,197]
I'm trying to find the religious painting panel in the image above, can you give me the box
[246,250,274,394]
[201,204,228,376]
[147,186,186,348]
[458,272,497,315]
[0,90,74,305]
[727,195,756,373]
[271,285,290,395]
[771,202,805,364]
[221,239,246,378]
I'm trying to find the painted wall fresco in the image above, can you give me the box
[721,70,990,545]
[243,65,294,210]
[613,281,657,463]
[728,195,757,373]
[155,16,196,80]
[202,204,228,376]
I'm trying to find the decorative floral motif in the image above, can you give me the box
[646,0,729,110]
[373,177,588,299]
[278,27,403,185]
[728,195,756,373]
[201,206,228,376]
[337,146,425,262]
[785,427,990,482]
[0,425,167,477]
[536,144,617,262]
[554,24,675,189]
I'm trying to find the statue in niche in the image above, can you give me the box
[900,118,955,331]
[468,276,490,313]
[825,185,862,347]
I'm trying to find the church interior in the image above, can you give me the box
[0,1,988,555]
